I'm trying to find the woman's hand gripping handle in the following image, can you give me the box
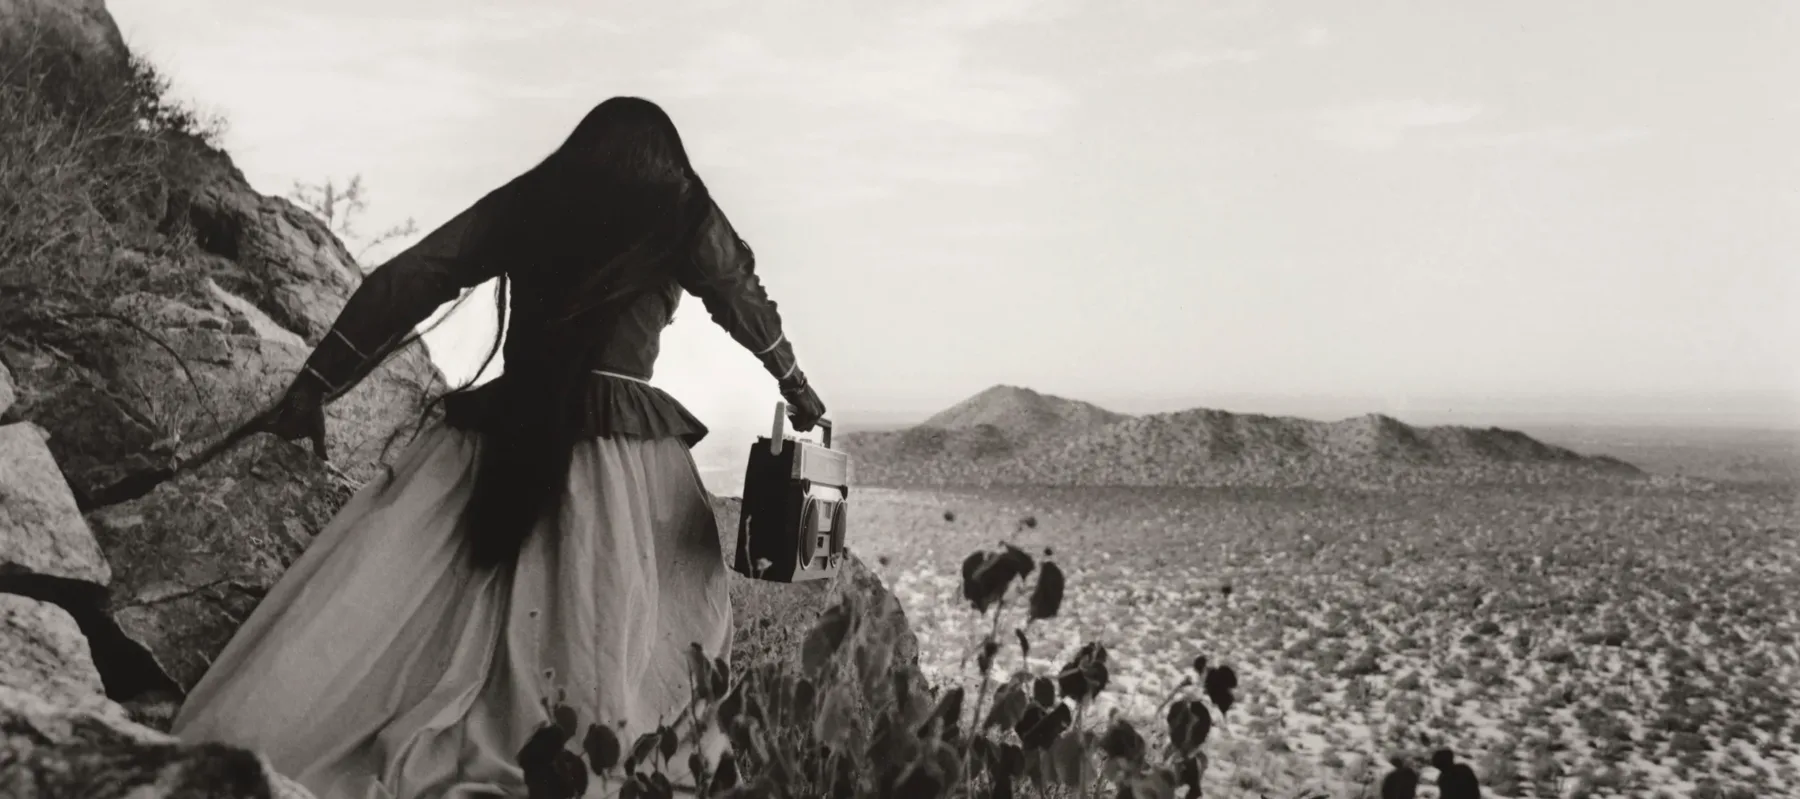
[779,373,827,433]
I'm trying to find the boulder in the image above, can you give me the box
[711,496,920,678]
[0,0,126,67]
[85,435,355,693]
[0,685,316,799]
[0,594,123,718]
[0,422,111,588]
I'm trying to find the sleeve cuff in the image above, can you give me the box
[753,333,786,356]
[300,329,384,397]
[757,337,798,382]
[299,365,342,394]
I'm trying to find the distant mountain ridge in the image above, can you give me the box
[836,385,1642,488]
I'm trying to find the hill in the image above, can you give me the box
[922,384,1128,438]
[838,386,1642,488]
[857,384,1125,463]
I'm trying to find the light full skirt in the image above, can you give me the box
[170,424,733,798]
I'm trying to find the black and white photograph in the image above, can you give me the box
[1,1,1795,797]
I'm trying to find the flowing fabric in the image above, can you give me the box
[170,425,733,799]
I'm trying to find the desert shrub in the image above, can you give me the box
[287,174,418,267]
[0,19,220,322]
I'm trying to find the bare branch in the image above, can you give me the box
[288,173,415,268]
[49,309,224,426]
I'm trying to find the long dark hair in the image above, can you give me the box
[372,97,718,569]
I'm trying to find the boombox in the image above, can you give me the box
[732,401,852,583]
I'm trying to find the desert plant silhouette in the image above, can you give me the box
[1431,749,1483,799]
[1379,760,1418,799]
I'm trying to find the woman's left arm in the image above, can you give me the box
[297,192,506,402]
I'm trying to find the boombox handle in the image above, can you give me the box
[771,401,832,454]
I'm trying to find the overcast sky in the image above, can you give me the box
[109,0,1797,439]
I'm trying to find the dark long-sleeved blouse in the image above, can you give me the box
[294,186,802,447]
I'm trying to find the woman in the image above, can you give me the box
[170,97,826,798]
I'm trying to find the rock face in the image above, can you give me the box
[0,131,444,706]
[86,436,355,692]
[2,142,444,507]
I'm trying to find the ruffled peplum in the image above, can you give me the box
[442,370,710,447]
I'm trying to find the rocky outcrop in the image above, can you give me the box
[0,0,431,791]
[0,126,443,708]
[2,142,444,506]
[0,422,112,587]
[711,496,920,680]
[0,594,122,717]
[0,0,442,712]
